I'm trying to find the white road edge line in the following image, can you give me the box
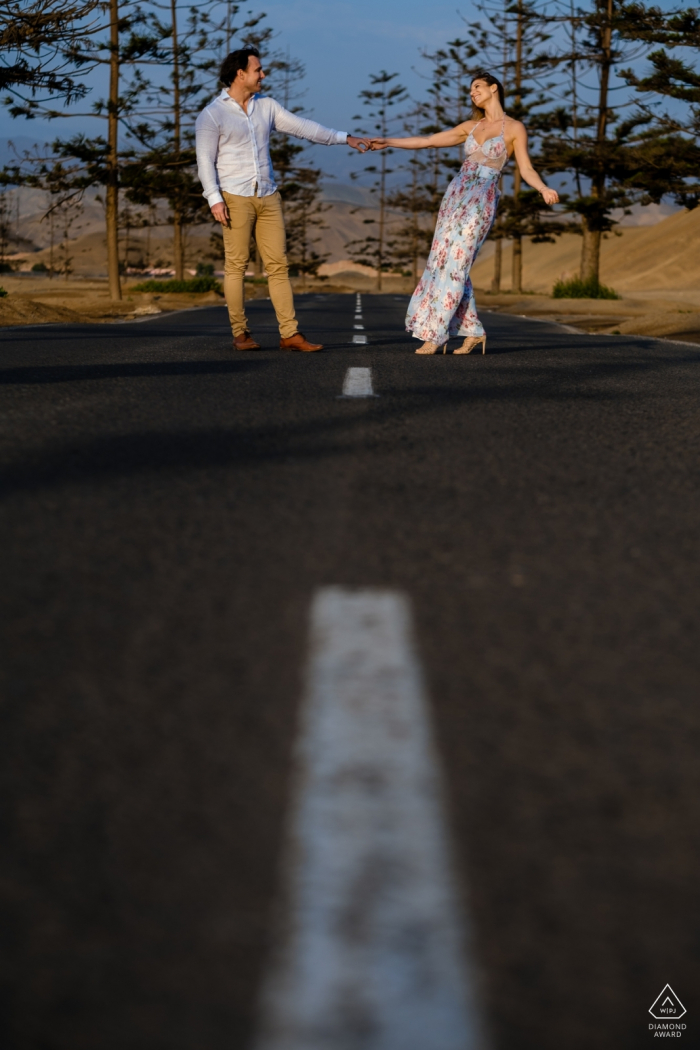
[340,366,375,398]
[255,588,486,1050]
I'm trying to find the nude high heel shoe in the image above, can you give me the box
[415,341,446,355]
[454,335,486,355]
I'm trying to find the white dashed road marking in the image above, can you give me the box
[341,366,375,397]
[255,588,485,1050]
[352,295,367,344]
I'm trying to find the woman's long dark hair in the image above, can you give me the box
[470,71,506,120]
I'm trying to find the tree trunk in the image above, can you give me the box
[171,0,184,279]
[579,0,613,283]
[49,206,54,278]
[412,162,419,284]
[510,2,525,293]
[412,226,419,284]
[512,165,523,292]
[377,149,386,292]
[173,205,183,279]
[580,220,601,282]
[512,238,523,293]
[106,0,121,300]
[491,238,502,293]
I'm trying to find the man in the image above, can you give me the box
[196,48,369,352]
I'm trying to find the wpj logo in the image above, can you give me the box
[649,985,687,1039]
[650,986,686,1020]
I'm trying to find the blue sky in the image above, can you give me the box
[0,0,685,183]
[262,0,480,178]
[0,0,479,179]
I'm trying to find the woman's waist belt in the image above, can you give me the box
[463,160,501,180]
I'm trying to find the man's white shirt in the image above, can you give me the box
[195,90,348,206]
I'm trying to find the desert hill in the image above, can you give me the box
[470,204,700,295]
[3,177,699,304]
[3,183,391,277]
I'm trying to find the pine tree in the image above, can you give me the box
[463,0,555,292]
[0,188,10,268]
[2,0,162,298]
[0,0,102,98]
[47,0,163,299]
[283,166,329,287]
[618,5,700,207]
[415,39,486,229]
[6,152,84,275]
[123,0,223,279]
[347,71,408,291]
[384,111,435,283]
[419,37,481,182]
[538,0,700,283]
[266,50,331,285]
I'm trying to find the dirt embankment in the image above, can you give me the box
[2,274,700,344]
[0,278,230,327]
[475,292,700,344]
[0,273,412,328]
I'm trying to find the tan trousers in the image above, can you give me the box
[221,190,298,339]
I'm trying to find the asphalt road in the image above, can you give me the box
[1,295,699,1049]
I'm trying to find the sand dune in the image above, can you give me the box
[471,205,700,294]
[6,199,388,277]
[5,179,699,298]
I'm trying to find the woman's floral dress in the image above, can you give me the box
[406,119,508,345]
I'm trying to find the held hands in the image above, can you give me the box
[347,135,372,153]
[541,188,559,206]
[369,138,389,151]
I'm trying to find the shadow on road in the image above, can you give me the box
[0,359,269,386]
[3,349,698,495]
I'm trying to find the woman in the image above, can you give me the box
[370,71,559,355]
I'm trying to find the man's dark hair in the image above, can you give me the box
[219,47,260,87]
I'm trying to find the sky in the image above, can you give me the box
[261,0,480,179]
[0,0,685,185]
[0,0,480,181]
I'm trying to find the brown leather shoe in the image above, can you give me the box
[279,332,323,352]
[233,331,261,350]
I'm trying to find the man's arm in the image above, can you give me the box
[272,102,369,152]
[195,108,228,223]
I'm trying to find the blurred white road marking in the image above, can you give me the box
[341,367,374,397]
[353,295,365,343]
[255,588,486,1050]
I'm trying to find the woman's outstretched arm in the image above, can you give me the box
[511,123,559,205]
[370,123,470,151]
